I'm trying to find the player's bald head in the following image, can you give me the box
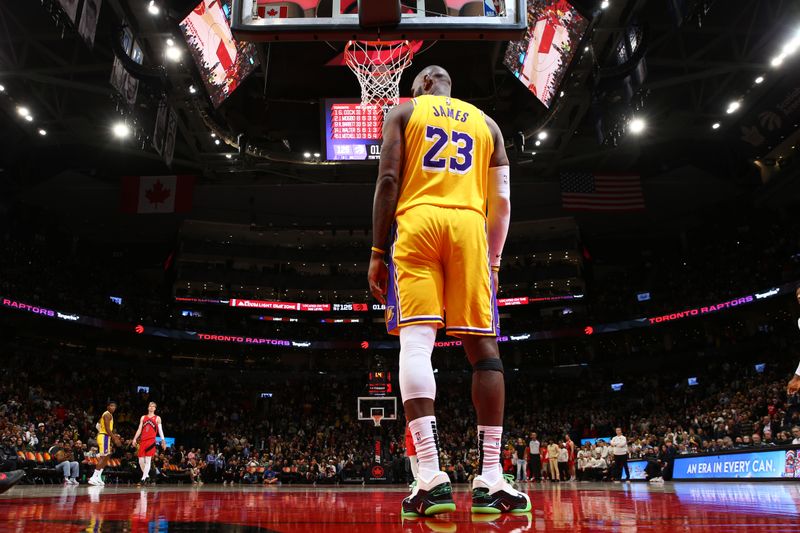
[412,65,452,97]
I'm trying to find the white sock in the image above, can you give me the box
[408,416,441,482]
[143,457,152,479]
[478,425,502,485]
[409,455,419,480]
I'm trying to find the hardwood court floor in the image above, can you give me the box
[2,481,800,532]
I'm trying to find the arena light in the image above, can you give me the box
[534,140,541,147]
[600,0,610,9]
[214,139,221,145]
[303,152,311,158]
[313,152,321,158]
[771,54,785,68]
[537,131,548,140]
[629,118,646,134]
[782,33,800,56]
[712,122,721,130]
[189,85,197,94]
[0,84,5,92]
[38,129,47,136]
[147,1,160,15]
[726,101,741,114]
[225,154,233,159]
[755,76,764,84]
[165,45,182,62]
[24,115,33,122]
[166,38,175,47]
[112,122,131,138]
[16,106,30,117]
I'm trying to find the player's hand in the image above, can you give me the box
[368,255,388,304]
[492,271,499,295]
[788,374,800,395]
[161,441,167,450]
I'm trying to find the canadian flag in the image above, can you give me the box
[120,175,195,214]
[260,5,289,18]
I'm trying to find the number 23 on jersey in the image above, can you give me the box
[422,125,474,175]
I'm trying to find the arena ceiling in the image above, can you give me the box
[0,0,798,235]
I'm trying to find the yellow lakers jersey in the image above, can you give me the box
[99,410,113,434]
[396,94,494,217]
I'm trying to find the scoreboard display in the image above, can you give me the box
[368,371,392,397]
[323,98,411,161]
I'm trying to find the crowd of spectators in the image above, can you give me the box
[1,321,798,486]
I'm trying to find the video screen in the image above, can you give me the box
[755,363,766,374]
[637,292,651,301]
[503,0,589,108]
[688,377,698,386]
[179,0,259,107]
[137,386,150,393]
[611,383,623,392]
[260,392,273,398]
[323,98,411,161]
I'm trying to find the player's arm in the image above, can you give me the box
[485,115,511,287]
[157,416,167,449]
[132,416,144,443]
[369,102,411,304]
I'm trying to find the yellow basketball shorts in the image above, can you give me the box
[97,433,111,456]
[385,204,499,337]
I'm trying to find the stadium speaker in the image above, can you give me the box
[358,0,401,28]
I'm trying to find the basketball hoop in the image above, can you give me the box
[344,40,414,108]
[371,413,384,427]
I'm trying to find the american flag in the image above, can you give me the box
[560,172,645,212]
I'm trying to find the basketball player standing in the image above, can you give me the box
[132,402,167,485]
[88,401,120,486]
[369,65,529,516]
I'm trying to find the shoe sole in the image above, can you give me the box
[401,502,456,517]
[471,500,532,514]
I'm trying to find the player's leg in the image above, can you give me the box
[89,435,109,485]
[443,208,529,514]
[405,424,418,487]
[390,206,454,517]
[399,324,455,516]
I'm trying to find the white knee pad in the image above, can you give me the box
[399,324,437,402]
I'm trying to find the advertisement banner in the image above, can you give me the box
[673,449,800,480]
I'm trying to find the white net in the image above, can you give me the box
[344,40,414,108]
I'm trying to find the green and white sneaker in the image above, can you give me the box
[401,471,456,517]
[471,474,531,514]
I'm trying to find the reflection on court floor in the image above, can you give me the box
[2,482,799,532]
